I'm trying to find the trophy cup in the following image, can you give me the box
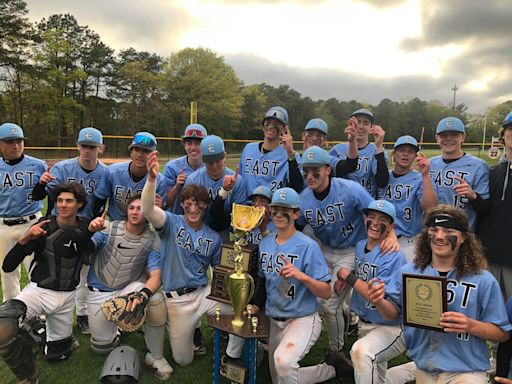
[227,204,265,328]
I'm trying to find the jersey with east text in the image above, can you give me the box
[46,157,108,219]
[429,154,489,230]
[258,231,331,319]
[238,142,289,199]
[330,142,389,197]
[351,240,406,325]
[377,170,424,237]
[157,211,222,292]
[298,178,374,248]
[94,161,168,221]
[245,221,276,245]
[0,155,46,217]
[386,263,512,373]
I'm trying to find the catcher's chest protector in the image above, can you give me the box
[94,221,156,290]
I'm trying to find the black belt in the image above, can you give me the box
[88,286,111,293]
[165,287,198,298]
[272,317,291,322]
[3,214,37,226]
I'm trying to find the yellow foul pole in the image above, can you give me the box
[190,102,197,124]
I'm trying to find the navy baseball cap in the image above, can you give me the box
[77,127,103,146]
[393,135,419,151]
[248,186,273,202]
[436,117,465,134]
[363,200,397,223]
[201,135,225,163]
[351,108,374,123]
[129,132,157,151]
[262,106,289,126]
[304,118,328,135]
[270,187,300,209]
[302,146,331,167]
[0,123,28,140]
[182,124,207,140]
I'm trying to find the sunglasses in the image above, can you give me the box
[132,134,156,148]
[184,128,206,139]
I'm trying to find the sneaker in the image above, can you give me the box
[145,353,173,380]
[193,327,206,356]
[220,355,244,377]
[71,335,80,350]
[324,350,354,377]
[76,315,90,335]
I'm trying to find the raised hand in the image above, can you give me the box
[146,151,159,180]
[453,176,477,200]
[176,168,186,187]
[345,117,358,143]
[367,278,385,306]
[370,125,385,151]
[39,164,56,185]
[89,211,107,232]
[416,152,430,176]
[222,167,238,192]
[280,125,295,156]
[278,254,304,281]
[19,219,51,244]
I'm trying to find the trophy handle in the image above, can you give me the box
[247,273,255,303]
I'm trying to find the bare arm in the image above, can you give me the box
[141,152,166,229]
[417,153,437,212]
[367,278,401,320]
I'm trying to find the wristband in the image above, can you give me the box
[345,272,358,287]
[218,187,230,199]
[140,287,153,300]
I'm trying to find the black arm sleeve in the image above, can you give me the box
[91,196,107,218]
[470,194,491,217]
[375,152,389,188]
[334,157,358,177]
[2,241,37,273]
[287,158,304,193]
[77,229,97,265]
[32,183,48,201]
[497,334,512,378]
[208,196,231,232]
[251,276,267,309]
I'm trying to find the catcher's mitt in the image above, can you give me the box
[101,291,148,332]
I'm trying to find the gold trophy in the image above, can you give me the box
[228,204,265,328]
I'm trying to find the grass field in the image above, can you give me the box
[0,147,499,383]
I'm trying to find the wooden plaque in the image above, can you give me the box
[219,242,258,273]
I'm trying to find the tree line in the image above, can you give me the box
[1,0,511,151]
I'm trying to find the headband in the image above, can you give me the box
[426,214,466,232]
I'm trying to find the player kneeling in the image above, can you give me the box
[250,187,347,383]
[86,194,172,380]
[368,205,511,384]
[0,183,102,383]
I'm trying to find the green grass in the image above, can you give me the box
[1,148,497,383]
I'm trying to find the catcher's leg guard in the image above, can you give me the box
[144,292,166,359]
[0,300,38,382]
[45,336,72,362]
[91,334,120,355]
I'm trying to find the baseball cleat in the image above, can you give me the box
[145,353,173,380]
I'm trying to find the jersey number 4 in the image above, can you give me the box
[286,284,296,300]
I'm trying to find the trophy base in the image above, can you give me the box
[231,318,245,328]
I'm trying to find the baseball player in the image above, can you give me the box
[0,182,102,383]
[238,106,291,197]
[284,117,359,192]
[336,200,413,384]
[368,204,511,383]
[330,109,389,197]
[250,187,348,383]
[31,127,107,334]
[378,135,436,261]
[0,122,46,302]
[141,151,244,367]
[86,194,172,380]
[163,123,207,214]
[297,146,398,362]
[185,135,246,230]
[92,131,168,220]
[429,116,489,230]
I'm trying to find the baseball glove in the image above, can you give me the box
[100,291,148,332]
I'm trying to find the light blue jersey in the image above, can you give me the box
[46,157,107,219]
[351,240,406,325]
[163,155,205,214]
[0,155,46,217]
[184,166,246,225]
[238,142,289,199]
[330,142,389,197]
[386,263,512,373]
[157,211,222,292]
[87,227,160,292]
[378,170,424,237]
[245,221,276,245]
[258,231,331,319]
[429,154,489,230]
[94,161,168,221]
[298,178,374,248]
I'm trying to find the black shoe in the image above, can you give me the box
[324,350,354,377]
[193,327,206,355]
[220,355,244,377]
[76,315,90,335]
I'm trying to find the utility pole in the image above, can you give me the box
[451,84,458,110]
